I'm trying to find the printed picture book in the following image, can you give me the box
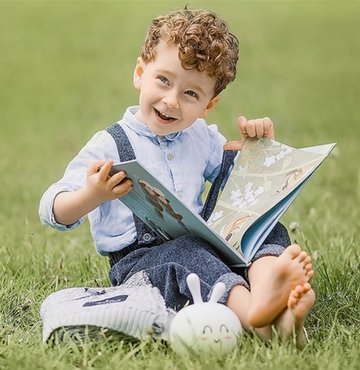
[110,138,336,267]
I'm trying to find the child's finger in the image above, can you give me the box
[87,160,106,176]
[255,119,264,138]
[237,116,249,138]
[113,178,133,196]
[263,117,275,139]
[109,171,128,187]
[98,160,113,180]
[245,119,256,137]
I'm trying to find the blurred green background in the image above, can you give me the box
[0,1,359,230]
[0,1,359,369]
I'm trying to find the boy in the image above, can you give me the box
[39,8,315,348]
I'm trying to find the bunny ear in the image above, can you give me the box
[186,273,203,304]
[209,282,226,303]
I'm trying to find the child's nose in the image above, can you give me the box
[162,91,179,109]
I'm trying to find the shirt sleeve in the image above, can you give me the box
[38,130,116,231]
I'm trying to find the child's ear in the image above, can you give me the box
[200,95,221,118]
[133,57,144,90]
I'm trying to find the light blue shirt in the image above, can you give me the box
[39,106,227,255]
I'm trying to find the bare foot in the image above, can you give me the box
[247,244,313,328]
[274,283,316,349]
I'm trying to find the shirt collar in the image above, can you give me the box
[122,106,182,142]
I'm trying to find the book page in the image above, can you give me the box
[207,138,335,255]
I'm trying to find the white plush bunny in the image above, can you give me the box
[169,273,242,355]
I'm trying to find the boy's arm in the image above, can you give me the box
[224,116,275,151]
[53,160,133,226]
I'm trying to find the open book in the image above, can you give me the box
[110,138,335,267]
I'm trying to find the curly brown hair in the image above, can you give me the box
[140,8,239,97]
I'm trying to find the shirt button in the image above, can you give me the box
[142,233,152,242]
[167,153,174,161]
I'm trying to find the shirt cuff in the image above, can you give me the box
[39,188,84,231]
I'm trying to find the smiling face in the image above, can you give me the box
[133,40,220,136]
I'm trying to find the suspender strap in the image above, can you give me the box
[200,149,237,221]
[106,123,139,162]
[106,123,159,246]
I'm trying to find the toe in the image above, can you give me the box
[294,285,304,295]
[306,270,314,280]
[303,282,311,293]
[297,251,308,263]
[288,296,297,308]
[286,244,302,259]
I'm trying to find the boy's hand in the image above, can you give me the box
[223,116,275,151]
[53,159,133,226]
[85,159,133,203]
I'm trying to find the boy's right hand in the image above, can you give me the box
[53,159,133,226]
[85,159,133,203]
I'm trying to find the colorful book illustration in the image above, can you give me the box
[110,138,336,267]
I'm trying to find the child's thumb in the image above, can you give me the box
[223,138,246,151]
[88,160,107,176]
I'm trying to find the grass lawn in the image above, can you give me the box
[0,1,359,369]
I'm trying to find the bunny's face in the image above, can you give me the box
[199,323,233,346]
[169,302,241,354]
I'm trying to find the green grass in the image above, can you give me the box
[0,1,359,369]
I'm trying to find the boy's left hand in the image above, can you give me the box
[223,116,275,151]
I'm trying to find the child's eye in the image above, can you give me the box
[185,90,199,99]
[158,75,169,85]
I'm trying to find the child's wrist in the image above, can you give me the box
[78,185,106,209]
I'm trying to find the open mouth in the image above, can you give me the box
[154,108,177,122]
